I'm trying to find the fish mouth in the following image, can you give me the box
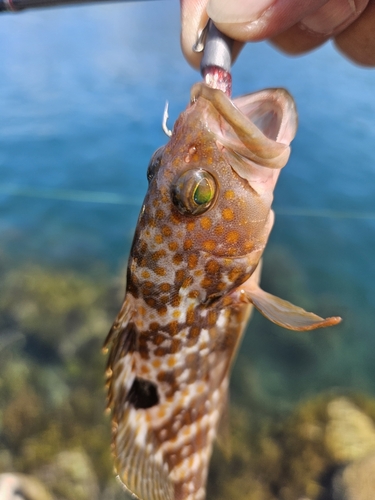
[190,82,298,170]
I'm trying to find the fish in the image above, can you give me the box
[104,82,341,500]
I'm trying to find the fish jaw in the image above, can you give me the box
[190,83,297,198]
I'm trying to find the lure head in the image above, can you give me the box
[128,83,298,303]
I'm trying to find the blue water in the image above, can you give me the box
[1,1,375,404]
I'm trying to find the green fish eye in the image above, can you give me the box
[193,178,213,205]
[172,169,217,216]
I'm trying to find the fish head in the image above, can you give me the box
[130,83,297,301]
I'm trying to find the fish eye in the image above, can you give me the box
[171,169,217,216]
[147,146,164,183]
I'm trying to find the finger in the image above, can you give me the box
[180,0,326,69]
[269,0,368,56]
[180,0,210,69]
[334,0,375,66]
[270,25,329,55]
[207,0,328,41]
[180,0,245,70]
[299,0,368,35]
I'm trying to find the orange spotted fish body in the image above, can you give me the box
[104,83,341,500]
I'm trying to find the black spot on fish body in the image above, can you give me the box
[128,378,159,409]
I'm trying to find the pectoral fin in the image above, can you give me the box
[243,284,341,331]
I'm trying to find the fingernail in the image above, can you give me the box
[300,0,356,35]
[207,0,275,24]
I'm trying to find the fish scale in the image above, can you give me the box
[104,82,341,500]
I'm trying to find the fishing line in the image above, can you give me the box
[1,184,375,220]
[275,207,375,220]
[0,184,142,206]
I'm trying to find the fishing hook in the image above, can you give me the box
[162,101,172,138]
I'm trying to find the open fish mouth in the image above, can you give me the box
[190,82,298,170]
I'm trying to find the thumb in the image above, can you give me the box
[180,0,210,69]
[207,0,327,41]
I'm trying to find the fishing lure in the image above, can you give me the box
[104,80,341,500]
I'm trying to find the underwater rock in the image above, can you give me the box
[0,263,120,496]
[0,265,113,361]
[2,386,45,448]
[282,397,375,498]
[207,392,375,500]
[325,397,375,462]
[0,473,53,500]
[331,453,375,500]
[0,450,13,472]
[37,449,99,500]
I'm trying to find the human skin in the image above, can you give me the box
[180,0,375,68]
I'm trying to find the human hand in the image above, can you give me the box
[180,0,375,68]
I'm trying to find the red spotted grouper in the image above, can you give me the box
[104,82,341,500]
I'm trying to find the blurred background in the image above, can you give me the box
[1,1,375,499]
